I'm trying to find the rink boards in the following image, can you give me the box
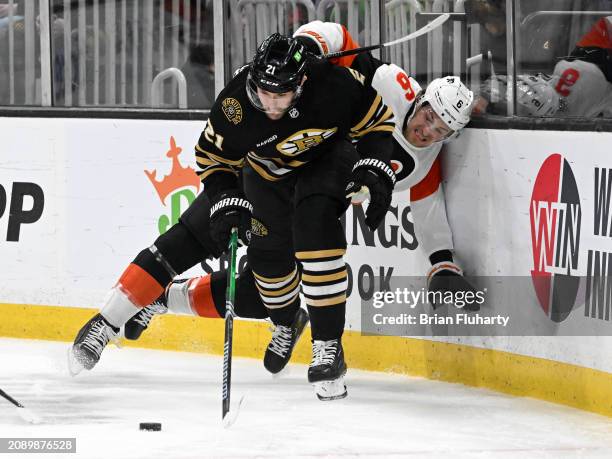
[1,117,611,416]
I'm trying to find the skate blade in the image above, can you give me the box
[313,377,347,401]
[66,347,86,377]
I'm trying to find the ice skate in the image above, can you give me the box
[308,339,348,401]
[124,294,168,340]
[68,314,119,375]
[264,308,309,374]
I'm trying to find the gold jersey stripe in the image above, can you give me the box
[195,144,244,167]
[195,156,219,167]
[296,248,346,260]
[301,270,348,284]
[253,267,298,284]
[255,276,300,297]
[351,95,382,132]
[306,294,347,307]
[247,158,282,182]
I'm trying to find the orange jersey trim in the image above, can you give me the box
[190,275,221,318]
[331,25,359,68]
[118,264,165,307]
[410,157,442,202]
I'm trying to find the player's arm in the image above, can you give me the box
[409,157,454,263]
[344,71,396,231]
[195,107,245,199]
[293,20,383,84]
[194,102,251,251]
[411,155,479,311]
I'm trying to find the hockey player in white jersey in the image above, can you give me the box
[293,20,477,303]
[551,16,612,117]
[480,16,612,118]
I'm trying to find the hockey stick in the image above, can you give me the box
[0,388,41,424]
[325,13,450,60]
[221,228,239,427]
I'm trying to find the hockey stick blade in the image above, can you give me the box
[222,394,246,429]
[0,388,42,424]
[324,13,450,60]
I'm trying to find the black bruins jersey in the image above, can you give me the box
[194,59,395,195]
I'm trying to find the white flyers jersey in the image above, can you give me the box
[294,21,454,258]
[370,63,443,192]
[553,59,612,117]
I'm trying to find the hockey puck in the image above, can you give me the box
[139,422,162,431]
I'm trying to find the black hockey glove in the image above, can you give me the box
[345,158,396,231]
[427,262,480,312]
[209,189,253,253]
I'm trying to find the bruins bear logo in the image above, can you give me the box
[251,217,268,237]
[276,127,338,157]
[221,98,243,125]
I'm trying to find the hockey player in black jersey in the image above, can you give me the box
[122,21,483,385]
[69,32,396,400]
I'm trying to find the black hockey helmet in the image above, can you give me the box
[246,33,307,113]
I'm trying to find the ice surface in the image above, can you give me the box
[1,338,611,459]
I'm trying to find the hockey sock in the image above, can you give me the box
[253,265,301,326]
[307,303,346,341]
[165,269,270,319]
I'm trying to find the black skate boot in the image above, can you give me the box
[124,294,168,340]
[264,308,309,374]
[307,339,348,401]
[68,314,119,375]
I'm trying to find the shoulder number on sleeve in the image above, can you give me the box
[396,72,416,102]
[204,120,225,151]
[348,68,366,85]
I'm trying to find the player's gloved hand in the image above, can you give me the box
[427,262,480,312]
[345,158,396,231]
[209,189,253,253]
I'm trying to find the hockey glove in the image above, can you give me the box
[345,158,396,231]
[209,189,253,253]
[427,262,480,312]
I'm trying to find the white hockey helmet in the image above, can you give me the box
[515,73,559,116]
[482,73,560,116]
[422,76,474,132]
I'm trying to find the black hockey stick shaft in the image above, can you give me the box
[221,228,239,421]
[324,13,450,60]
[0,388,25,408]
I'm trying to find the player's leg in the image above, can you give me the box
[70,192,219,374]
[124,266,270,340]
[243,166,309,374]
[294,140,358,400]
